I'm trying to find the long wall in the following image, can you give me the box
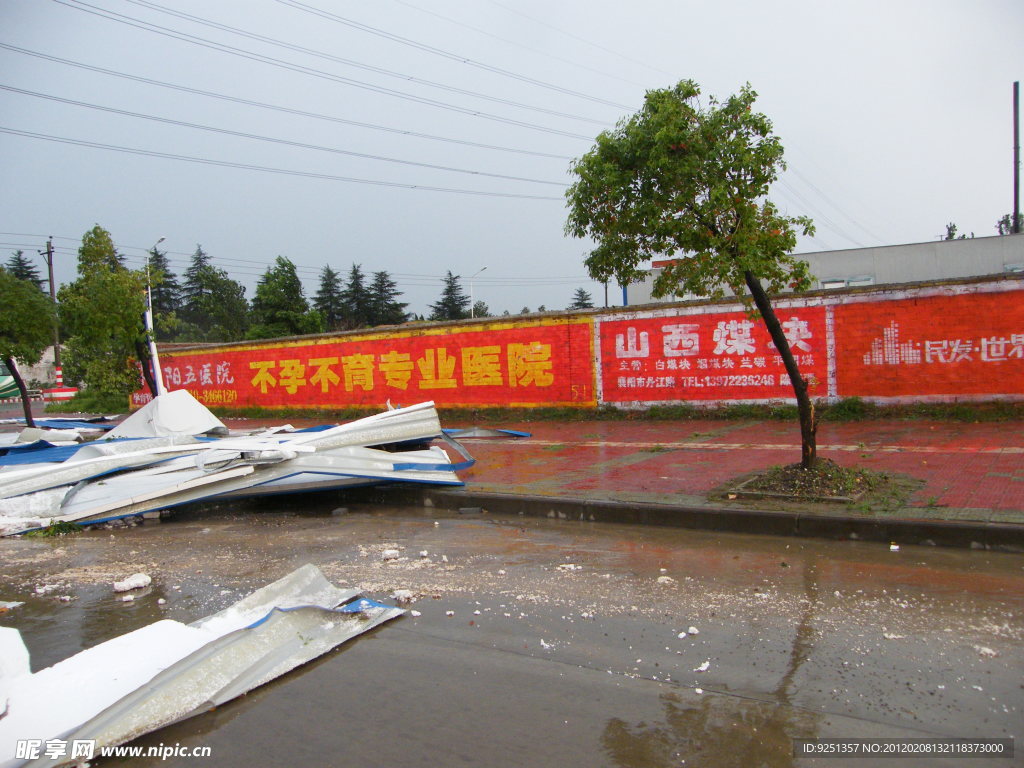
[136,275,1024,410]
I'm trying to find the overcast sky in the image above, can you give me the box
[1,0,1021,317]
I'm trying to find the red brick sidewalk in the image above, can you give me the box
[455,419,1024,525]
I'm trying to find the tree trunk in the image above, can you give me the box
[743,271,818,469]
[4,356,35,429]
[134,338,158,397]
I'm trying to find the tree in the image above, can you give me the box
[248,256,322,339]
[0,268,55,426]
[147,245,182,341]
[340,264,373,328]
[943,223,969,240]
[78,225,124,271]
[58,226,149,404]
[368,270,408,326]
[471,300,491,318]
[568,288,594,310]
[177,246,250,342]
[5,250,44,291]
[429,271,470,321]
[565,80,820,468]
[314,265,346,331]
[996,213,1023,235]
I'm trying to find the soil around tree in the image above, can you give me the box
[717,459,920,512]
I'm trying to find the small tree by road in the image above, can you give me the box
[565,79,820,468]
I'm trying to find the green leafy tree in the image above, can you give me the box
[0,267,56,425]
[78,225,124,270]
[943,223,970,240]
[314,265,346,331]
[471,300,490,318]
[429,271,470,321]
[565,80,821,468]
[340,264,373,328]
[247,256,322,339]
[368,270,408,326]
[996,213,1023,235]
[568,288,594,310]
[5,250,44,291]
[58,226,149,405]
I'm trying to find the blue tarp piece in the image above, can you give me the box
[33,419,116,431]
[443,427,532,439]
[0,440,90,465]
[0,436,215,467]
[339,597,394,614]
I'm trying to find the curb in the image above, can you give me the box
[344,485,1024,553]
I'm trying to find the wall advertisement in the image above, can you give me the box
[132,318,596,410]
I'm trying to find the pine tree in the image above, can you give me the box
[177,246,249,341]
[340,264,372,328]
[314,265,346,330]
[5,250,44,291]
[429,271,470,321]
[368,270,408,327]
[248,256,320,339]
[568,288,594,309]
[147,246,181,317]
[180,245,213,323]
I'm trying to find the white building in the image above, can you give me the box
[626,234,1024,305]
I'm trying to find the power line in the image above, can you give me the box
[0,84,569,187]
[2,233,597,288]
[0,44,575,161]
[51,0,600,140]
[121,0,620,121]
[483,0,674,79]
[388,0,649,91]
[270,0,631,109]
[0,126,565,200]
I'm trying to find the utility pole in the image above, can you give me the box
[1014,81,1020,234]
[42,236,62,380]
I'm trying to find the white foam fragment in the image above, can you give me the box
[382,549,401,561]
[113,573,152,592]
[694,660,710,673]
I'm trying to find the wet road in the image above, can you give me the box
[1,505,1021,767]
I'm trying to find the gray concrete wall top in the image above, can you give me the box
[629,234,1024,304]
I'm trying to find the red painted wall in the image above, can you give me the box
[136,317,595,410]
[834,289,1024,398]
[136,279,1024,410]
[599,306,828,403]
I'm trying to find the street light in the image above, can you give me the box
[470,266,487,318]
[146,237,166,397]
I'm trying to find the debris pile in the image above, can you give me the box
[0,394,471,536]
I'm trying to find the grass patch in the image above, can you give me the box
[45,389,126,414]
[23,520,84,537]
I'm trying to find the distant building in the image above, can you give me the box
[626,234,1024,305]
